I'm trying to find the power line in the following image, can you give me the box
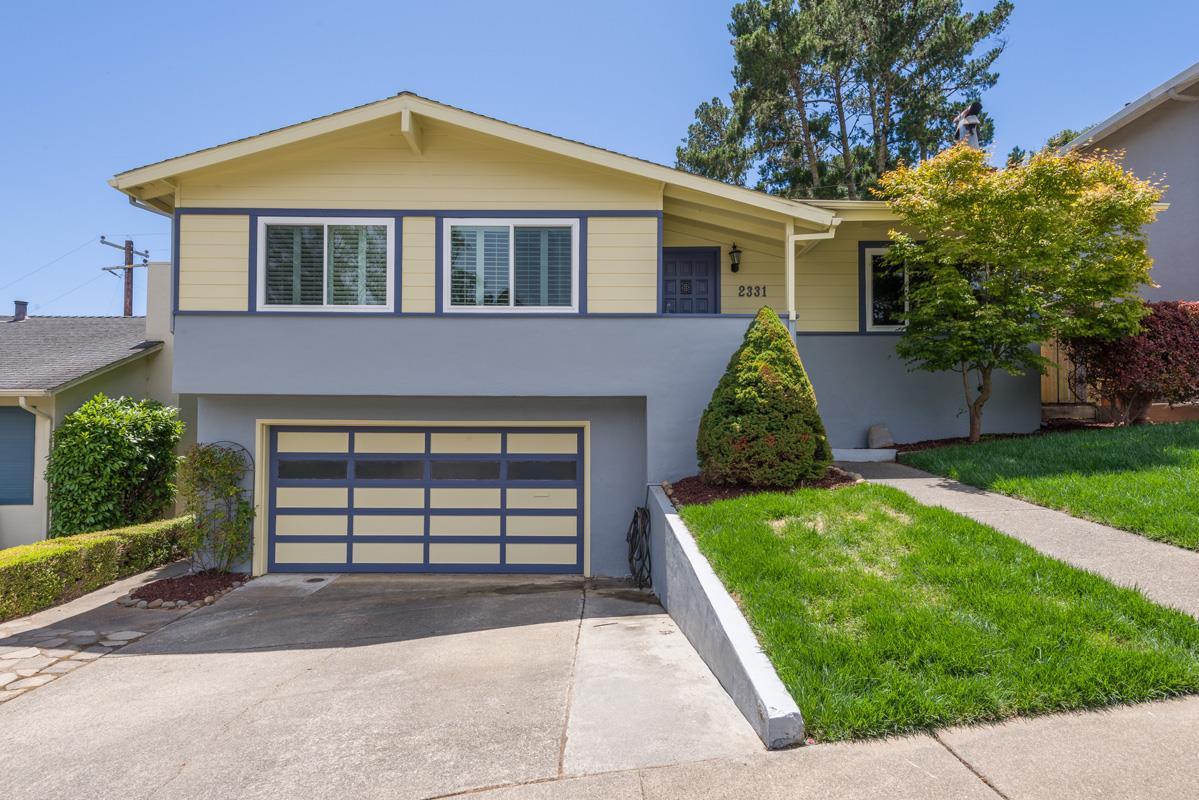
[0,237,98,292]
[34,273,108,313]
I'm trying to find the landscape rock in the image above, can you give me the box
[43,647,79,659]
[31,637,67,649]
[867,423,896,449]
[204,596,215,605]
[0,689,28,703]
[0,671,17,688]
[0,646,40,660]
[104,631,145,641]
[147,599,163,609]
[9,655,55,672]
[99,641,124,648]
[71,649,105,661]
[42,661,84,674]
[136,601,148,609]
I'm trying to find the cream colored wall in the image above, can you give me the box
[586,216,658,313]
[663,216,899,331]
[401,216,436,313]
[177,214,250,311]
[0,396,53,549]
[178,117,661,211]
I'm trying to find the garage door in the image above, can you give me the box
[267,425,584,573]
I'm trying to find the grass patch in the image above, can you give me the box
[900,423,1199,550]
[680,484,1199,741]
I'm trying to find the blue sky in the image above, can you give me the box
[2,0,1197,316]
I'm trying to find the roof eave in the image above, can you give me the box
[1065,61,1199,151]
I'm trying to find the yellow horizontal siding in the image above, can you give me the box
[401,216,436,313]
[586,216,658,313]
[179,117,661,211]
[178,215,249,311]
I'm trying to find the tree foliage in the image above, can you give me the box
[1066,301,1199,425]
[177,443,255,573]
[697,307,831,485]
[676,0,1012,198]
[876,144,1161,441]
[46,395,183,537]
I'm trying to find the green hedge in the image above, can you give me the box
[0,516,191,622]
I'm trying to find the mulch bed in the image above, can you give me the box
[895,420,1111,454]
[665,465,859,506]
[132,571,247,603]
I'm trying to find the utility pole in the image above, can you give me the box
[100,235,150,316]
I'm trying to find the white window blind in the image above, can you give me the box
[446,220,577,312]
[257,217,394,311]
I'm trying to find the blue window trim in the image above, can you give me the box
[0,407,36,505]
[857,240,904,336]
[661,246,721,314]
[173,208,664,319]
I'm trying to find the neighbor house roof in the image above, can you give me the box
[109,92,840,227]
[1066,61,1199,150]
[0,316,162,395]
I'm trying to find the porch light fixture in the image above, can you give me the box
[728,243,742,272]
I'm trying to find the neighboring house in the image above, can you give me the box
[1043,62,1199,414]
[108,93,1040,578]
[1066,61,1199,302]
[0,262,191,549]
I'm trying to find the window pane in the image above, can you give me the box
[507,460,577,481]
[265,225,324,305]
[871,253,905,327]
[355,459,424,479]
[514,227,572,307]
[328,225,387,306]
[450,226,509,306]
[277,459,347,480]
[430,460,501,479]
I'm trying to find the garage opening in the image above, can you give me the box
[267,425,584,573]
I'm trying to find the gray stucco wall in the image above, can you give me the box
[194,395,646,577]
[1090,96,1199,301]
[176,316,1041,481]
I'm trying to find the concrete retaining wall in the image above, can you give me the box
[647,486,803,749]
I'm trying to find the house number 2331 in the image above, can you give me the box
[737,285,767,297]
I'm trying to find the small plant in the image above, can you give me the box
[697,306,831,486]
[177,443,255,573]
[1066,301,1199,425]
[46,395,183,537]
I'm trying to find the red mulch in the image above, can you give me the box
[665,466,859,506]
[895,420,1111,454]
[132,571,246,603]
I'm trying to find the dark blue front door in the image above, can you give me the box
[662,248,719,314]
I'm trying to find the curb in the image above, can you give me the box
[647,486,804,749]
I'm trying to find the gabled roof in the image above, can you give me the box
[0,316,162,395]
[1066,61,1199,151]
[110,92,836,227]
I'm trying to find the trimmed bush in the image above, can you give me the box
[697,306,832,486]
[1066,301,1199,425]
[46,394,183,537]
[0,517,190,622]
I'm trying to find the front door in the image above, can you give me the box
[662,248,719,314]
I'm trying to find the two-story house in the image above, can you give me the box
[109,94,1040,578]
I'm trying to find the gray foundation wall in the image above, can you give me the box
[194,395,646,577]
[177,316,1041,481]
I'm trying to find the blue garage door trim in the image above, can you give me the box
[267,425,584,573]
[0,407,36,505]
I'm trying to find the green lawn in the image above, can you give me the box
[680,483,1199,741]
[900,422,1199,550]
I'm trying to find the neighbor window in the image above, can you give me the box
[257,217,394,311]
[864,246,907,331]
[444,219,578,312]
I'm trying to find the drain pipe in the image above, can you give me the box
[786,223,839,336]
[18,395,54,533]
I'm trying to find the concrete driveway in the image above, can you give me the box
[0,574,761,799]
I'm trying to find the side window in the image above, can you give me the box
[865,247,907,331]
[258,217,394,312]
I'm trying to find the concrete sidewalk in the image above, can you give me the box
[849,461,1199,618]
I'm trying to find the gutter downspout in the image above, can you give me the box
[18,395,54,535]
[128,195,172,218]
[786,222,840,336]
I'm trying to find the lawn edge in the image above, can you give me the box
[647,485,805,749]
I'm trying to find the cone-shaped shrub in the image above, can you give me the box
[697,307,831,486]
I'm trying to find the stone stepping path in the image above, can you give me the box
[0,628,146,704]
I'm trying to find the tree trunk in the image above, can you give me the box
[962,365,994,443]
[790,76,823,193]
[876,89,892,177]
[831,72,859,199]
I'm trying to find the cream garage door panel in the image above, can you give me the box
[268,425,584,573]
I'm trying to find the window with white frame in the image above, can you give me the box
[257,217,394,311]
[864,246,907,331]
[444,219,579,312]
